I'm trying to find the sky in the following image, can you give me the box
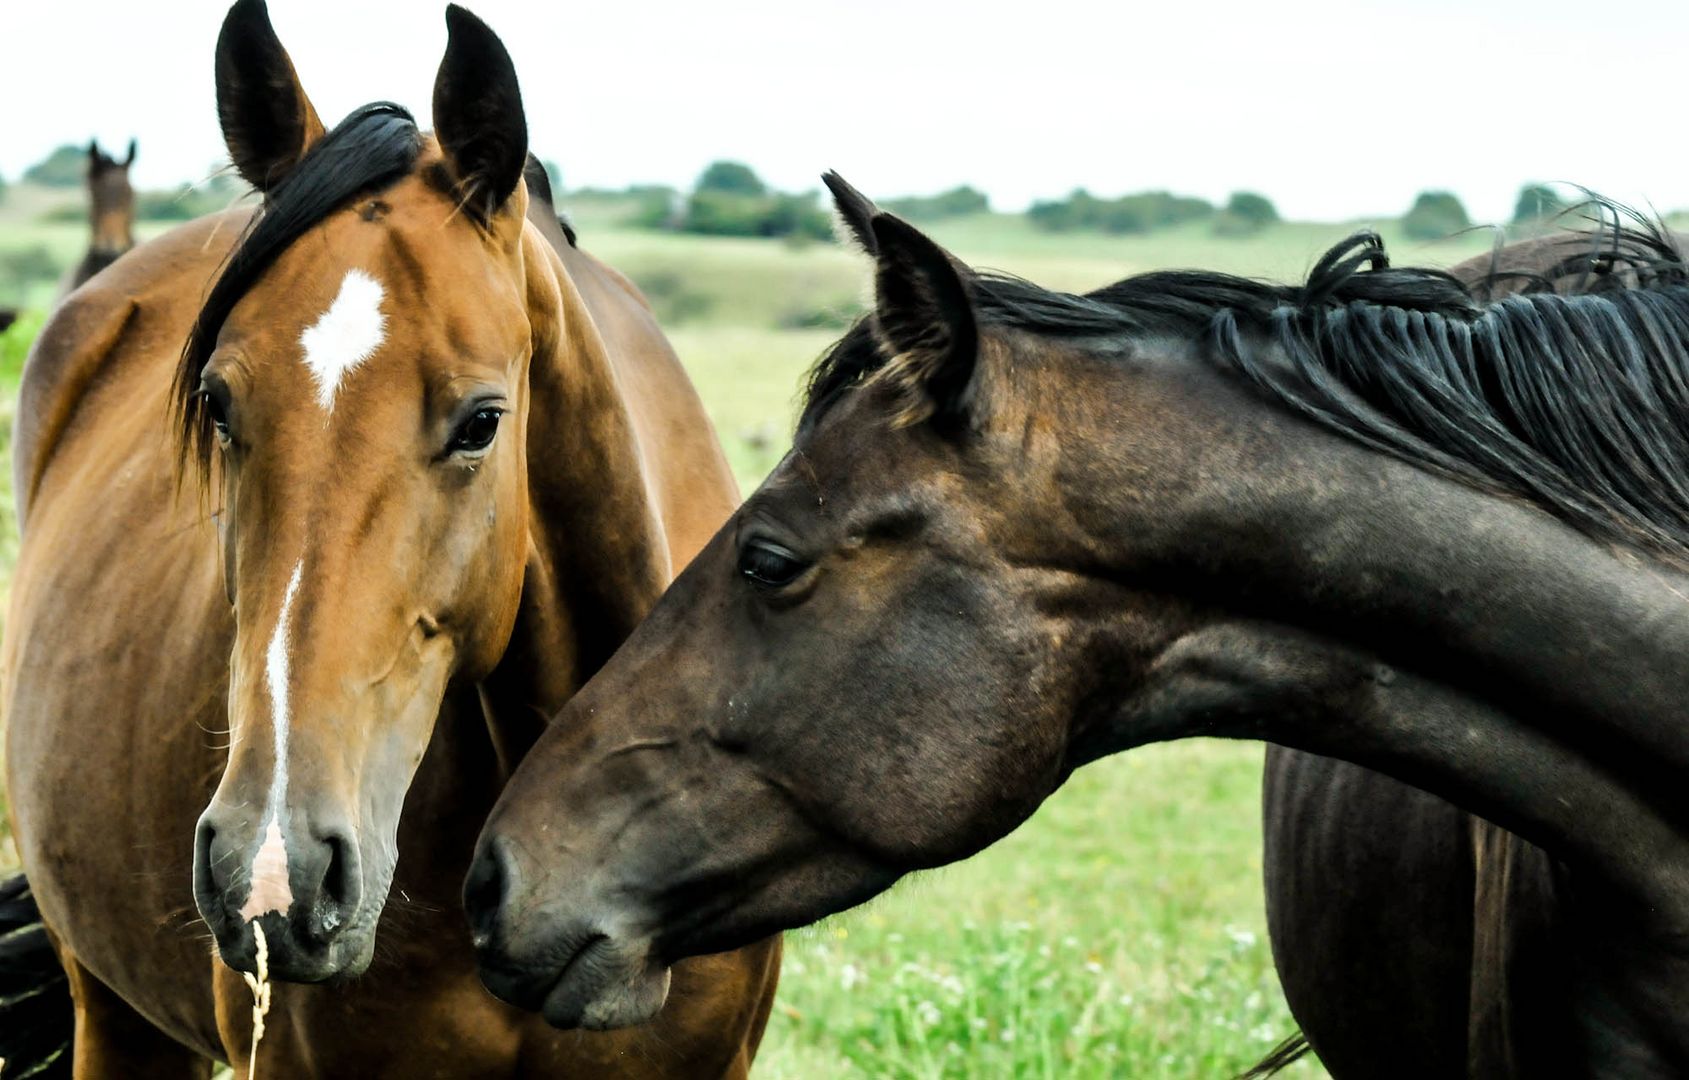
[5,0,1688,223]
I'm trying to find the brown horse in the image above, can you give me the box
[467,177,1689,1076]
[63,138,136,294]
[0,1,777,1076]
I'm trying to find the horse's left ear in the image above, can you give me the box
[433,5,528,224]
[823,170,879,254]
[123,139,137,168]
[869,213,979,429]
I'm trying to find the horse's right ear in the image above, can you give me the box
[214,0,325,193]
[823,170,880,253]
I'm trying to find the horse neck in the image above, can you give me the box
[1035,356,1689,916]
[90,193,134,256]
[478,239,674,771]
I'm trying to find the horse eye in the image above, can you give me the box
[738,540,807,589]
[197,386,231,443]
[449,407,503,455]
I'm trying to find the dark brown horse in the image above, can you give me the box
[0,2,777,1076]
[63,138,136,294]
[1263,226,1689,1079]
[468,176,1689,1076]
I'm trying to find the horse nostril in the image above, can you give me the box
[464,839,511,947]
[302,826,362,944]
[192,816,223,906]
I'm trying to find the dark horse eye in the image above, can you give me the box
[449,407,503,455]
[738,540,807,589]
[197,385,231,441]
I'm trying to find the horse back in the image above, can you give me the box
[13,210,252,528]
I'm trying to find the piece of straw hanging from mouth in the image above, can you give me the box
[242,923,273,1080]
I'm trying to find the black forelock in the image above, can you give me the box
[801,200,1689,561]
[175,101,421,473]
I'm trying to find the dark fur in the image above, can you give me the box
[522,155,576,248]
[0,875,71,1079]
[174,102,422,471]
[1236,1032,1312,1079]
[215,0,318,192]
[433,5,527,225]
[805,201,1689,561]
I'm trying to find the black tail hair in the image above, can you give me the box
[0,874,72,1079]
[1236,1031,1312,1078]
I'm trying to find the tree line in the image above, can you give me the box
[0,144,1608,242]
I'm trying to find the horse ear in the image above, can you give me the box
[123,139,137,168]
[823,170,880,254]
[869,213,979,429]
[432,5,528,224]
[214,0,325,193]
[87,141,103,172]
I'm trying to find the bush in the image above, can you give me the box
[131,170,250,222]
[695,161,766,197]
[680,190,830,241]
[1219,191,1278,231]
[0,247,62,298]
[1402,190,1471,241]
[0,309,46,385]
[22,145,88,187]
[1028,189,1213,235]
[1212,192,1279,237]
[1512,183,1569,224]
[884,186,990,221]
[628,270,713,325]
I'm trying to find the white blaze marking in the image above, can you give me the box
[242,560,303,920]
[299,269,385,412]
[241,819,292,921]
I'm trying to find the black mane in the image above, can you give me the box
[175,102,422,470]
[803,204,1689,560]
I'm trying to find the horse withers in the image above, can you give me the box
[0,1,777,1076]
[468,176,1689,1075]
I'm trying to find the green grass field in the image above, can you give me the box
[0,186,1518,1077]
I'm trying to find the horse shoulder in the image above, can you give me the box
[13,210,252,528]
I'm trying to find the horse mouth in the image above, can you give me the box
[480,931,672,1030]
[212,912,377,985]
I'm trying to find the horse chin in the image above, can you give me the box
[536,936,672,1031]
[216,916,378,985]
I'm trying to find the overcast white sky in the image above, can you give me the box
[5,0,1687,222]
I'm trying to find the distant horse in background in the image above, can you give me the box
[467,175,1689,1078]
[0,0,778,1076]
[62,138,136,294]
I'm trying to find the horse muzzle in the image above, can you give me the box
[193,807,379,982]
[463,836,671,1029]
